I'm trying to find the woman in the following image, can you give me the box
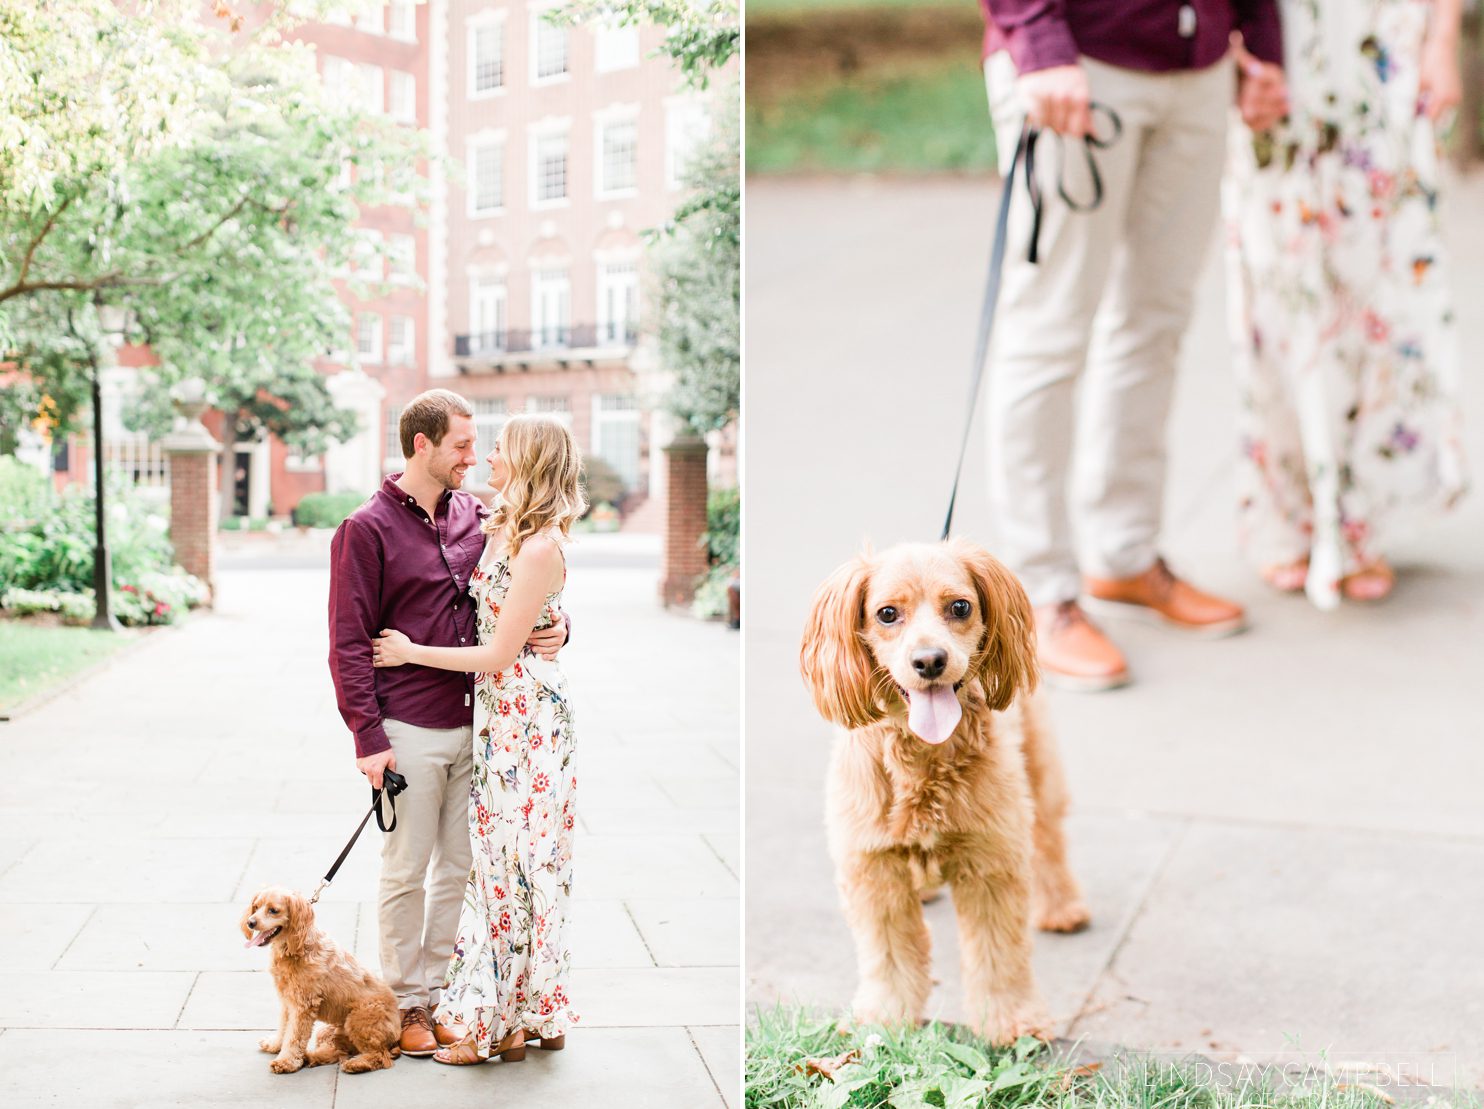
[373,414,586,1064]
[1225,0,1468,608]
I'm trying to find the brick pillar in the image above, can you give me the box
[161,381,222,602]
[660,437,710,607]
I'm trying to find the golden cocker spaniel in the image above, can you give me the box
[800,539,1090,1044]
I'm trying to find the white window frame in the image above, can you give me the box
[386,232,416,283]
[528,120,570,210]
[387,315,415,365]
[384,405,403,467]
[467,132,506,217]
[596,260,640,345]
[529,4,570,85]
[469,277,508,353]
[356,312,383,364]
[594,105,640,198]
[352,228,382,282]
[356,62,385,114]
[526,395,573,427]
[467,13,507,99]
[590,393,642,489]
[388,70,416,124]
[386,1,417,42]
[594,20,640,73]
[665,95,711,191]
[322,55,356,103]
[530,269,571,349]
[470,398,509,488]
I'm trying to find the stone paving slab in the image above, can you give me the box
[1,970,197,1028]
[0,903,93,971]
[628,898,742,967]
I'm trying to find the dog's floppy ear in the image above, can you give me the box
[281,890,314,958]
[239,893,259,943]
[952,539,1038,711]
[800,554,884,728]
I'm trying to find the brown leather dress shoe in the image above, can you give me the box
[1083,558,1246,637]
[434,1018,466,1047]
[1034,601,1130,692]
[399,1005,438,1057]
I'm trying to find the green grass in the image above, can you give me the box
[747,1007,1475,1109]
[746,62,998,174]
[0,621,131,714]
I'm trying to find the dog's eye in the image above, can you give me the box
[875,606,899,625]
[267,907,278,915]
[949,599,972,619]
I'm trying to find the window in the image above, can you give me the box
[384,405,403,463]
[387,233,415,282]
[357,63,384,114]
[356,313,382,363]
[532,130,568,206]
[322,56,355,102]
[358,3,384,33]
[469,278,507,353]
[531,269,570,349]
[470,20,505,95]
[470,398,509,488]
[595,21,639,72]
[532,10,569,82]
[325,5,352,28]
[592,393,641,489]
[597,118,637,196]
[469,138,504,214]
[527,395,572,424]
[389,71,416,123]
[387,1,416,41]
[666,97,711,189]
[597,261,639,344]
[352,229,382,280]
[387,316,415,365]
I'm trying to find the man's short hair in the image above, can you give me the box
[398,389,474,458]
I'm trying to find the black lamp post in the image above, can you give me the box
[88,302,130,632]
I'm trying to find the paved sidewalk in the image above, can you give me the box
[0,533,739,1108]
[745,174,1484,1087]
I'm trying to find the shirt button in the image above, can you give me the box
[460,637,466,643]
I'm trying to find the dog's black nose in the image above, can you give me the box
[248,917,257,929]
[911,648,948,680]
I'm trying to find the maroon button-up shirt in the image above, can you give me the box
[981,1,1282,74]
[329,474,488,757]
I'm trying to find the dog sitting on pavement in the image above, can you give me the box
[241,886,401,1074]
[799,539,1090,1044]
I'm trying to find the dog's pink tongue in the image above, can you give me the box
[246,931,271,949]
[905,686,962,744]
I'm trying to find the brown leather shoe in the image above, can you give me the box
[1034,601,1130,692]
[434,1018,466,1047]
[399,1006,437,1057]
[1083,558,1246,637]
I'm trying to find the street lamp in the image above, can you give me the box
[89,301,132,632]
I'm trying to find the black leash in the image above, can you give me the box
[308,768,408,905]
[940,104,1123,541]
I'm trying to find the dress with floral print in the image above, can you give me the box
[437,530,577,1053]
[1224,0,1467,608]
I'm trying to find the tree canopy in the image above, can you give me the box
[0,0,424,456]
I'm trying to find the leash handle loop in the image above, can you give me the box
[940,103,1122,541]
[311,769,409,903]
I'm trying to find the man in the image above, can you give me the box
[328,388,567,1056]
[979,1,1288,690]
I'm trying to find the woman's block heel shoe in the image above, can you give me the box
[534,1033,565,1051]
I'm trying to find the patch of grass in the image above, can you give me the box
[746,61,998,174]
[746,1007,1478,1109]
[0,621,131,714]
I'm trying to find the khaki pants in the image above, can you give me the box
[983,53,1234,607]
[378,718,473,1009]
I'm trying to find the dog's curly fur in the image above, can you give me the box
[800,539,1090,1044]
[241,887,401,1074]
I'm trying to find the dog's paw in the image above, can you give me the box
[972,1005,1052,1047]
[270,1056,305,1074]
[1035,899,1091,934]
[258,1037,282,1054]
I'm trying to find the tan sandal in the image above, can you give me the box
[1260,557,1309,593]
[1341,560,1395,602]
[531,1033,565,1051]
[432,1029,526,1066]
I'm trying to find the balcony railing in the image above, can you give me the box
[454,322,638,358]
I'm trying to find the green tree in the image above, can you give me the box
[0,0,424,482]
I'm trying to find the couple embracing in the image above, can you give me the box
[328,388,585,1066]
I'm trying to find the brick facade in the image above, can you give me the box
[165,449,219,599]
[660,438,709,607]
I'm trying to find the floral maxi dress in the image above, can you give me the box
[438,533,577,1052]
[1224,0,1467,608]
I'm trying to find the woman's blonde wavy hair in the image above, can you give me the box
[483,414,588,558]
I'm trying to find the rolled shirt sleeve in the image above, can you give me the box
[329,516,390,758]
[982,0,1079,73]
[1234,0,1283,65]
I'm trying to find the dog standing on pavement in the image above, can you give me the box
[799,539,1090,1044]
[241,886,401,1074]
